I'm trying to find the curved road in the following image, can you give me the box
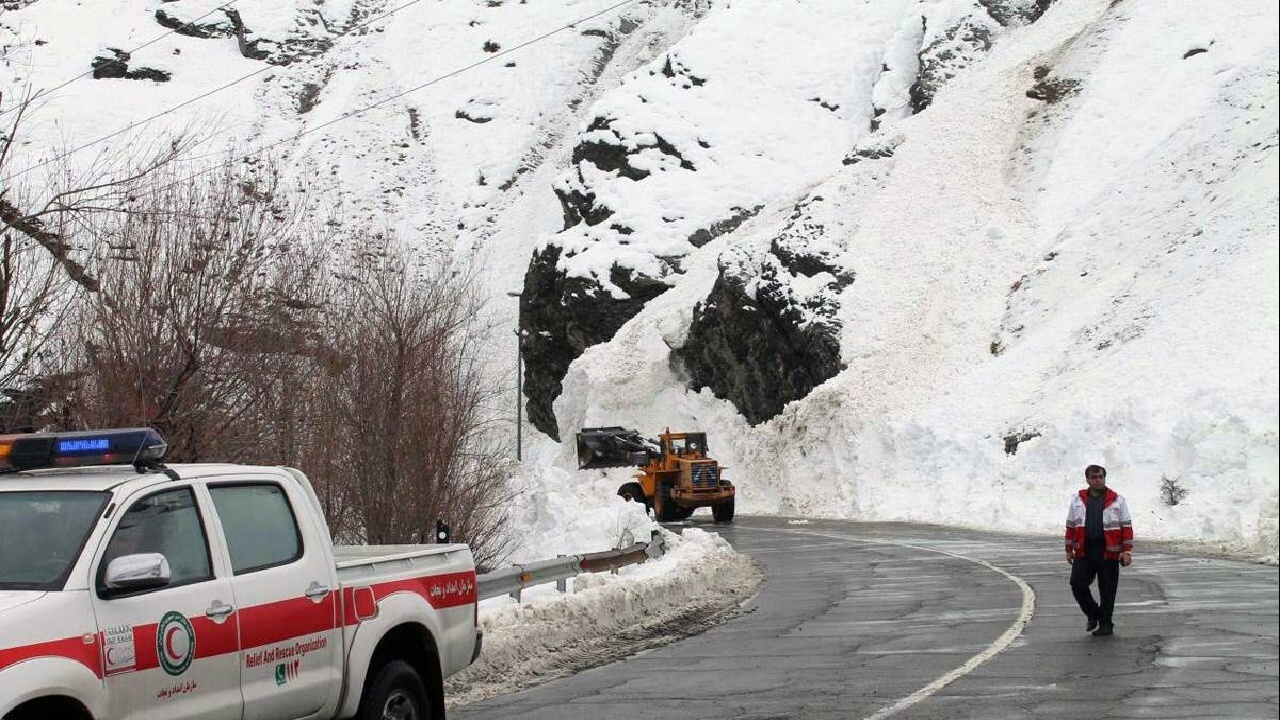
[454,516,1279,720]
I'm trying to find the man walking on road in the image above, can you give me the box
[1065,464,1133,637]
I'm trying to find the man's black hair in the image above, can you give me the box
[1085,464,1107,478]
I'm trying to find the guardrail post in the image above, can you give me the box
[556,555,568,593]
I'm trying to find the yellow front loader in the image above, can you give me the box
[576,426,735,523]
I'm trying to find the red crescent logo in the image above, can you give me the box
[165,626,183,660]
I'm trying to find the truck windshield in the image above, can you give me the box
[0,491,109,590]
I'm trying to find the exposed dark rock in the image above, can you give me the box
[553,183,614,230]
[91,50,131,79]
[842,131,904,166]
[556,117,698,231]
[1026,65,1082,103]
[572,117,651,182]
[125,67,172,83]
[91,49,171,82]
[224,9,271,60]
[455,109,493,123]
[843,144,893,165]
[687,205,762,248]
[910,16,994,113]
[483,40,501,53]
[978,0,1054,26]
[809,97,840,112]
[870,106,886,133]
[1003,429,1041,455]
[1183,47,1208,59]
[298,84,322,114]
[407,108,423,140]
[154,9,234,39]
[676,262,846,426]
[653,134,696,170]
[520,245,672,439]
[659,54,706,87]
[676,199,852,426]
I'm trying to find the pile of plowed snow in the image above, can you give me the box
[446,528,762,707]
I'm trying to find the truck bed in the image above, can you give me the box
[333,543,473,582]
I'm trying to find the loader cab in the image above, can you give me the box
[660,431,708,462]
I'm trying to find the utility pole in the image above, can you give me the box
[507,291,522,462]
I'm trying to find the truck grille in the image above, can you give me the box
[691,465,719,489]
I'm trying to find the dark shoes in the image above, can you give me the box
[1091,622,1114,637]
[1086,616,1099,633]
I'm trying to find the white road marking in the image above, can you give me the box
[749,526,1037,720]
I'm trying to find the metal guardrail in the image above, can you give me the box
[477,529,666,602]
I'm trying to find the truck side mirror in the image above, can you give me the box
[104,553,172,592]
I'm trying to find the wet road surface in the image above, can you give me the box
[453,516,1279,720]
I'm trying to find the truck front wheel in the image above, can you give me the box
[360,659,431,720]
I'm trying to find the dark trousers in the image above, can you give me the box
[1070,544,1120,625]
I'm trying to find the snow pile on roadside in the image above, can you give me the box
[446,528,762,707]
[496,465,660,565]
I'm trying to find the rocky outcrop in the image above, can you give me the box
[910,15,994,113]
[91,49,170,82]
[675,197,853,425]
[978,0,1054,26]
[909,0,1055,113]
[149,5,344,66]
[520,245,671,440]
[527,108,730,435]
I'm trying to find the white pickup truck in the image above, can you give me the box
[0,428,482,720]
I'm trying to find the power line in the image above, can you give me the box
[2,0,436,185]
[0,1,242,119]
[6,0,643,196]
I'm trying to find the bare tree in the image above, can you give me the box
[0,91,80,426]
[303,235,515,567]
[61,153,331,460]
[0,87,204,428]
[0,89,198,296]
[1,83,516,562]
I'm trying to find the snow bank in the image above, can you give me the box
[447,528,762,707]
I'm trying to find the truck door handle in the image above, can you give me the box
[305,582,330,602]
[205,601,235,620]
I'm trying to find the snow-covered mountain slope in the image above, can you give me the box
[3,0,1276,558]
[550,0,1279,558]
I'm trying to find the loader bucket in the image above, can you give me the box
[576,427,652,469]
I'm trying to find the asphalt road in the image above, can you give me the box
[452,516,1279,720]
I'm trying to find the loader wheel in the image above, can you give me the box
[656,485,682,522]
[673,506,695,521]
[617,482,646,505]
[712,497,735,523]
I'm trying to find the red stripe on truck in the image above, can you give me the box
[0,568,476,677]
[369,570,478,611]
[0,634,102,678]
[238,592,337,649]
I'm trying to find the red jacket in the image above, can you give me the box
[1064,487,1133,560]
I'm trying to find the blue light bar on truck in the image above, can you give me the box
[0,428,168,473]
